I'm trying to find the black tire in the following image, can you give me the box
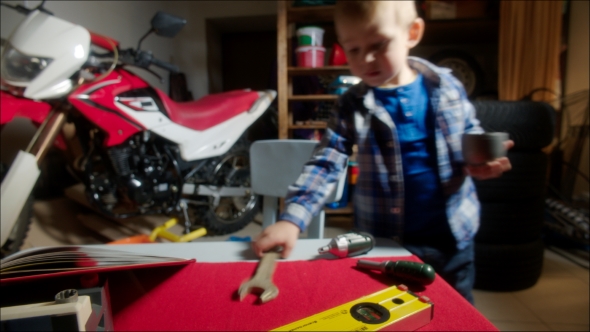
[474,151,548,201]
[198,139,259,235]
[33,148,78,199]
[476,197,545,244]
[472,100,555,151]
[429,49,484,98]
[474,239,545,292]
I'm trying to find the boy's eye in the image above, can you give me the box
[346,48,360,56]
[374,40,388,50]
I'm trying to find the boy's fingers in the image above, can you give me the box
[466,161,500,180]
[281,244,293,259]
[504,139,515,150]
[497,156,512,172]
[252,234,273,257]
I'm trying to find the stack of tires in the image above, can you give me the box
[471,101,555,291]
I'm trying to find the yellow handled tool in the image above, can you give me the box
[149,218,206,242]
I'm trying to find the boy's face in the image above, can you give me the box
[336,8,420,87]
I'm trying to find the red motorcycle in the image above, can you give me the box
[0,1,276,255]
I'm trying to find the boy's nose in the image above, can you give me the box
[364,52,375,63]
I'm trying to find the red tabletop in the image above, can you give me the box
[108,255,498,331]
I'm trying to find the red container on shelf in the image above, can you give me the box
[296,46,325,68]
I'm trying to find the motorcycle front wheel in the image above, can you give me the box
[198,139,259,235]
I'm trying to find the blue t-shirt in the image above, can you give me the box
[373,74,450,239]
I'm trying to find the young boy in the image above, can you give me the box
[253,0,513,304]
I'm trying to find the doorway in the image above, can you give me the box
[206,15,277,93]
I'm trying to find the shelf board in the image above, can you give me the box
[421,18,499,45]
[289,122,328,129]
[289,94,338,101]
[288,66,350,76]
[287,5,335,23]
[325,204,354,215]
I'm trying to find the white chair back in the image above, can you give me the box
[250,139,347,239]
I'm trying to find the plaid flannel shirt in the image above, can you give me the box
[279,57,484,250]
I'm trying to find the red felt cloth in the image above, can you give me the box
[108,255,497,331]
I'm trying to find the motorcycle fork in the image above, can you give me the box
[0,106,67,246]
[26,106,68,164]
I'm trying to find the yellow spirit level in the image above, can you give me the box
[272,284,433,331]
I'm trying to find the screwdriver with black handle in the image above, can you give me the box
[356,260,436,285]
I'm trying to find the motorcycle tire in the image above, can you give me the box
[33,148,79,199]
[472,100,555,151]
[473,151,548,202]
[1,163,34,258]
[474,239,545,292]
[198,138,260,235]
[475,197,545,245]
[429,49,484,98]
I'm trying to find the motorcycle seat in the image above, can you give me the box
[156,89,260,132]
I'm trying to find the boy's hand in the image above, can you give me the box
[252,221,300,259]
[465,140,514,180]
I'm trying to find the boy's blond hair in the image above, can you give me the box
[334,0,418,30]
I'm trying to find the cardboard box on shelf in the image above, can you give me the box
[426,1,489,20]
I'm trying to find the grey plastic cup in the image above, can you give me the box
[462,132,509,165]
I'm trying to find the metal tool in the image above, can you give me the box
[357,260,436,285]
[272,284,433,331]
[239,248,281,303]
[318,231,375,258]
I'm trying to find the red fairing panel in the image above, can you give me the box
[69,70,147,147]
[155,89,260,132]
[0,90,52,125]
[89,31,119,51]
[0,90,67,150]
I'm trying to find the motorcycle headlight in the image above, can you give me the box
[1,44,53,83]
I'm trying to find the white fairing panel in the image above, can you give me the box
[114,98,172,129]
[0,151,40,246]
[149,90,276,161]
[6,10,90,99]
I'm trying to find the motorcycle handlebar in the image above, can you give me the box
[119,49,179,73]
[150,57,179,73]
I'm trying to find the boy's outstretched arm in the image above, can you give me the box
[252,221,300,258]
[465,140,514,180]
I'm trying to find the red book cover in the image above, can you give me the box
[0,246,194,285]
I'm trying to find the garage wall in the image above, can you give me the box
[1,0,174,93]
[0,1,277,165]
[163,1,277,98]
[0,0,175,164]
[565,1,589,95]
[564,0,589,199]
[1,1,278,97]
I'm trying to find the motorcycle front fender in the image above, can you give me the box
[0,90,52,125]
[1,90,68,150]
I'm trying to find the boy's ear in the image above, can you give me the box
[407,17,425,48]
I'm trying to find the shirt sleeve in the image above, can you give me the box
[454,77,484,134]
[463,98,484,134]
[279,96,356,231]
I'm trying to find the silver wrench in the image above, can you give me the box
[238,249,281,303]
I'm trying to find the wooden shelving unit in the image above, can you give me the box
[324,203,354,215]
[288,66,350,76]
[277,2,350,138]
[276,3,352,216]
